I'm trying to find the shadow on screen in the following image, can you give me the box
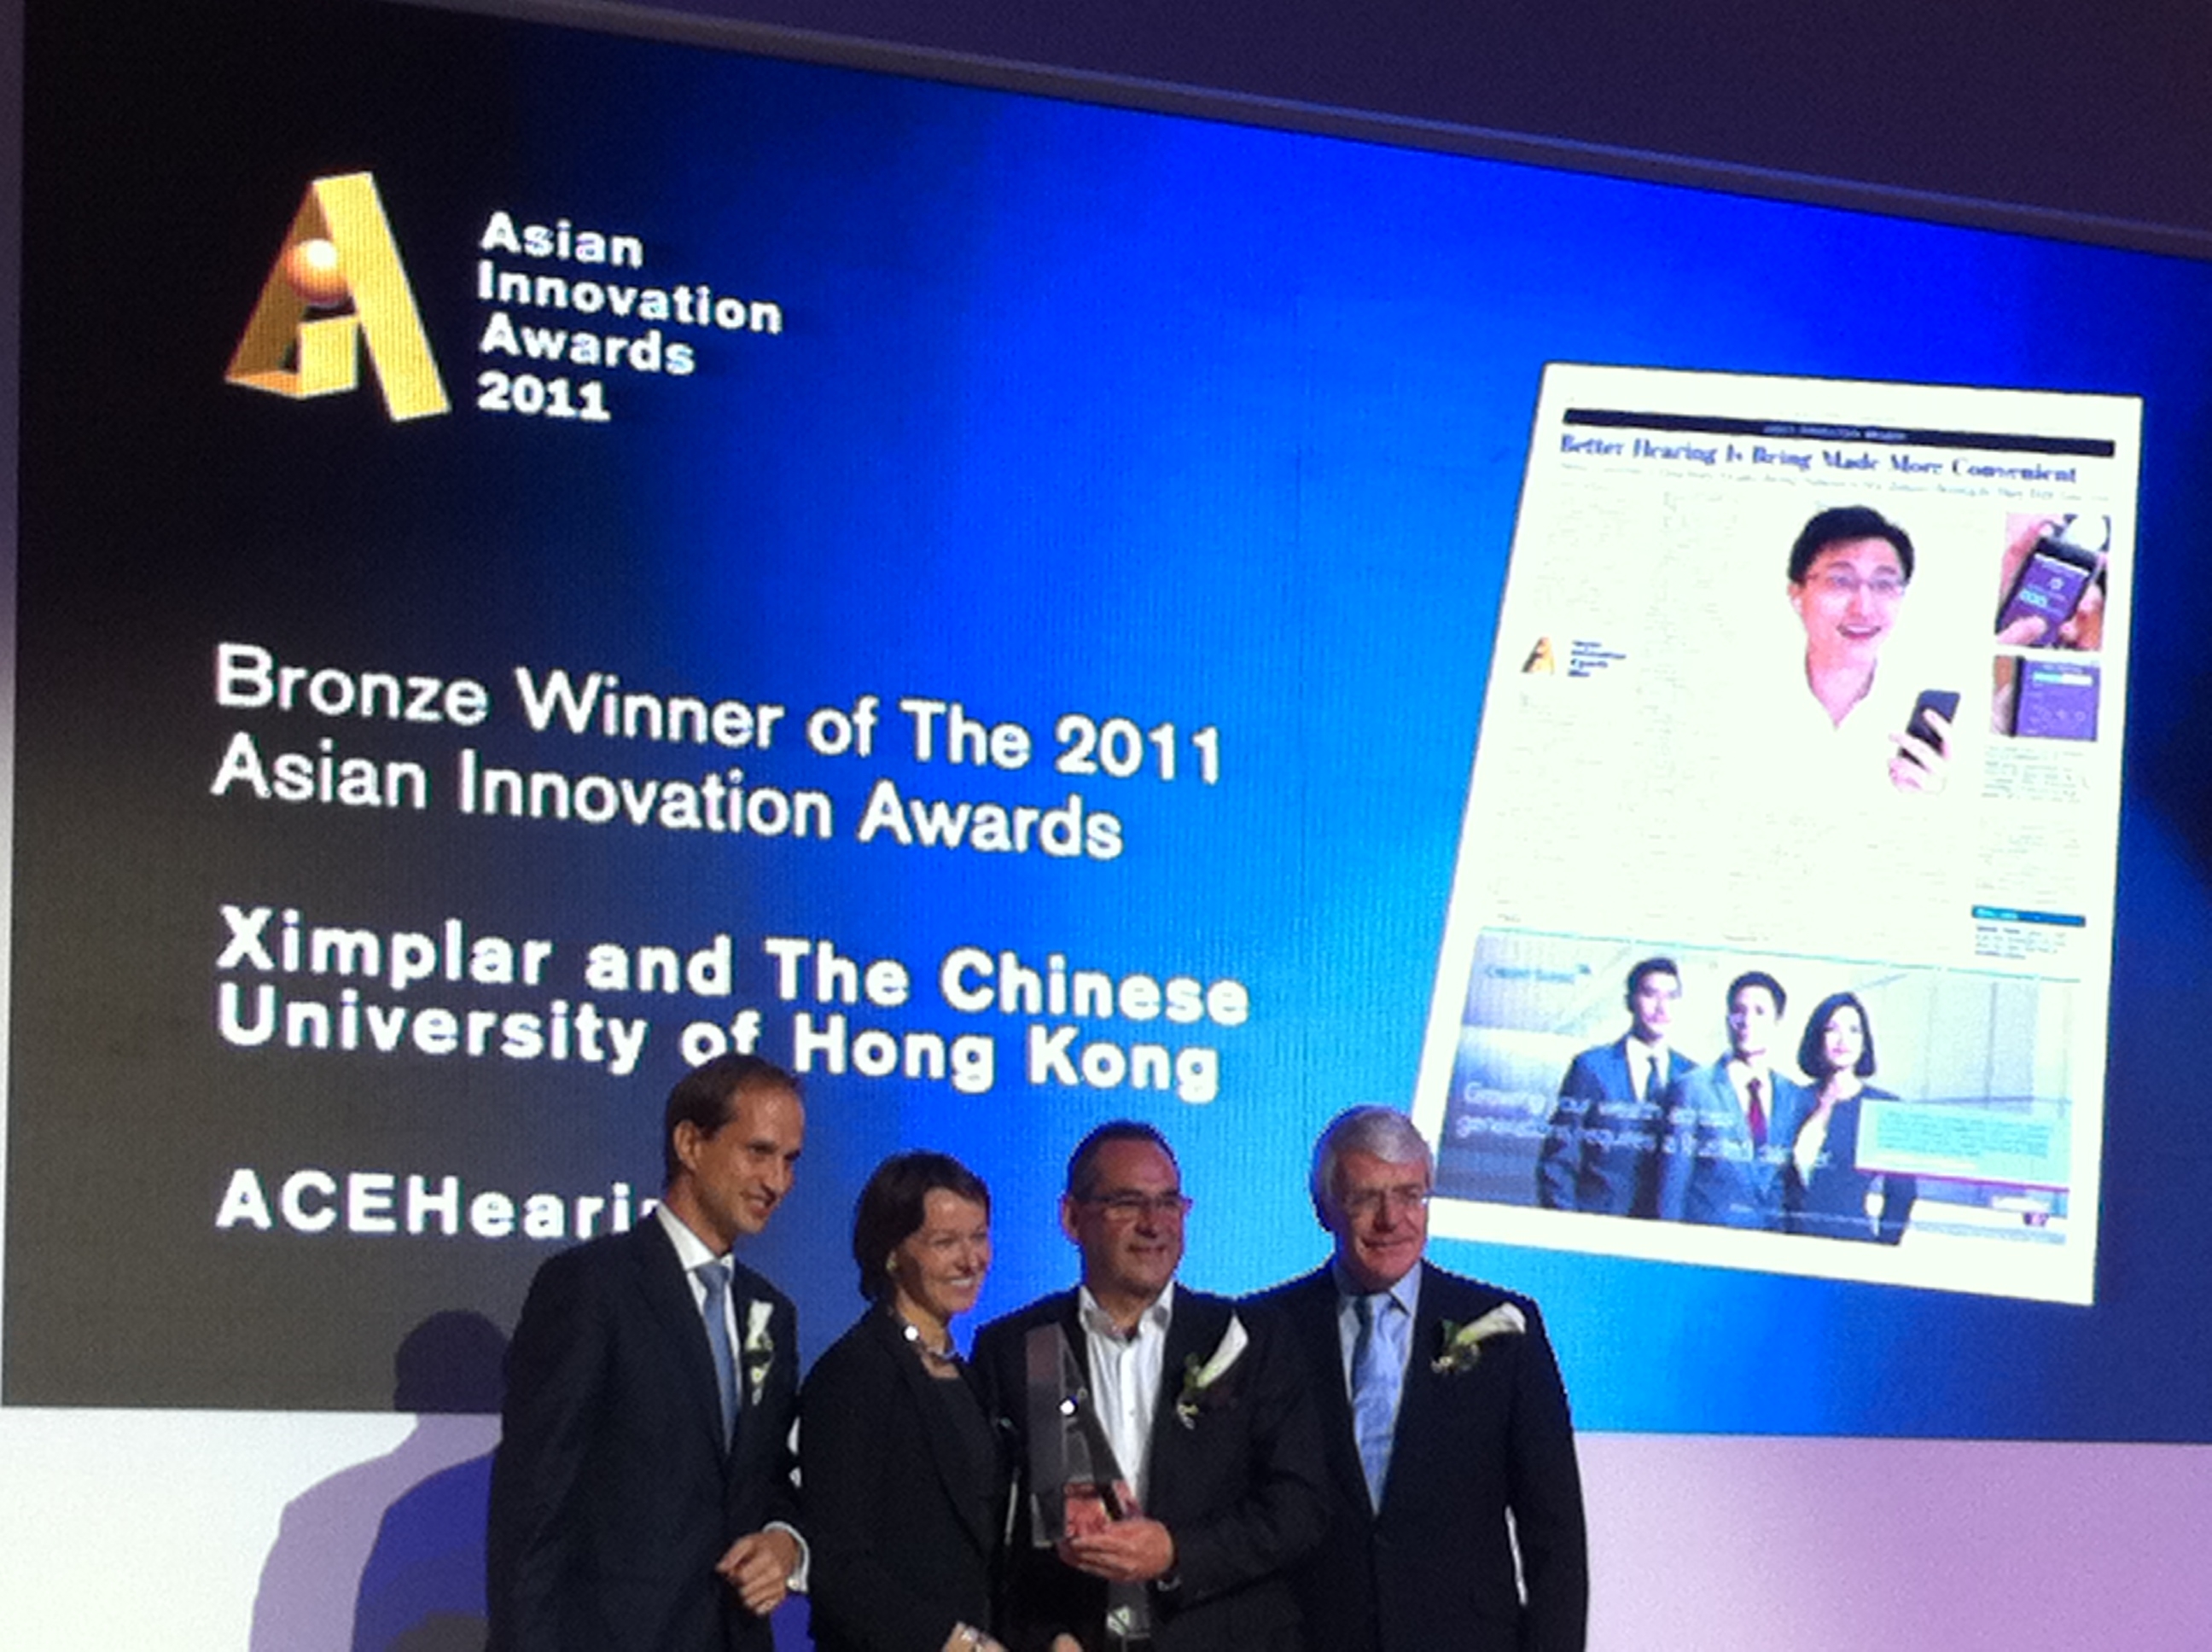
[248,1310,506,1652]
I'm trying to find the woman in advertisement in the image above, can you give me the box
[1786,992,1919,1244]
[801,1152,1008,1652]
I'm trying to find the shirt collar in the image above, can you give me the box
[1330,1258,1422,1319]
[1077,1280,1174,1341]
[655,1201,724,1273]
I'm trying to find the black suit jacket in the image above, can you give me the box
[972,1287,1328,1652]
[486,1219,801,1652]
[1537,1038,1693,1215]
[1254,1263,1588,1652]
[1785,1087,1918,1243]
[800,1308,1004,1652]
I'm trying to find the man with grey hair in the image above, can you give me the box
[1251,1106,1587,1652]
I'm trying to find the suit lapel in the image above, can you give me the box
[1709,1061,1755,1149]
[1603,1038,1634,1098]
[1385,1265,1519,1518]
[631,1222,728,1454]
[1627,1038,1691,1102]
[1826,1094,1862,1161]
[1710,1062,1792,1206]
[1057,1290,1088,1370]
[1383,1264,1453,1518]
[876,1311,992,1554]
[730,1260,796,1475]
[1144,1290,1221,1510]
[1290,1271,1371,1515]
[1154,1291,1219,1433]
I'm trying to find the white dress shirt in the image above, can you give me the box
[1078,1280,1175,1508]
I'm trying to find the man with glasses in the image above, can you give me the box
[1784,504,1952,796]
[1256,1107,1586,1652]
[974,1120,1326,1651]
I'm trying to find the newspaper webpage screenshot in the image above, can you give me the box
[1414,364,2138,1304]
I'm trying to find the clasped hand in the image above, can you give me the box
[716,1527,800,1616]
[1056,1482,1175,1584]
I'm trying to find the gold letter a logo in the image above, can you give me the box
[226,172,449,421]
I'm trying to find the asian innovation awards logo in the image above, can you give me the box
[226,172,450,422]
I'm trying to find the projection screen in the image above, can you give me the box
[7,0,2212,1645]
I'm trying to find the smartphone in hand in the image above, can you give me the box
[1899,689,1959,767]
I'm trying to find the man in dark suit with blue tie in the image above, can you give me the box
[1257,1107,1586,1652]
[487,1054,809,1652]
[1536,957,1692,1215]
[1653,970,1808,1230]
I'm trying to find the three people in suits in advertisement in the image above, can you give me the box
[1538,958,1917,1242]
[488,1078,1590,1652]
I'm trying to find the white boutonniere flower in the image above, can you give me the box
[1431,1302,1525,1375]
[742,1300,776,1405]
[1174,1313,1249,1428]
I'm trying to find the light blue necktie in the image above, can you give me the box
[696,1259,738,1446]
[1351,1292,1404,1509]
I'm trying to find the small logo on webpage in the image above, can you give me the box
[226,172,449,421]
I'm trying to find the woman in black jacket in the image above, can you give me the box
[802,1150,1007,1652]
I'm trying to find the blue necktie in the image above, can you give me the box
[696,1259,738,1446]
[1351,1292,1402,1509]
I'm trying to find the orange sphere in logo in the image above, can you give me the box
[282,238,349,306]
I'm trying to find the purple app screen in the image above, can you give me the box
[1998,550,2094,640]
[2014,660,2100,741]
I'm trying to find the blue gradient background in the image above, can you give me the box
[13,0,2212,1436]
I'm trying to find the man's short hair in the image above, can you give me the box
[1308,1105,1433,1219]
[1625,956,1680,1004]
[1726,969,1787,1018]
[1788,505,1916,585]
[851,1149,991,1302]
[661,1054,800,1186]
[1796,991,1879,1081]
[1065,1119,1177,1199]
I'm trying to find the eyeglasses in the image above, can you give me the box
[1080,1192,1192,1223]
[1809,568,1906,599]
[1339,1186,1433,1219]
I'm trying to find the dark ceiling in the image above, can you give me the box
[610,0,2212,249]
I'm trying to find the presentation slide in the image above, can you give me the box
[1414,364,2134,1304]
[11,0,2212,1465]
